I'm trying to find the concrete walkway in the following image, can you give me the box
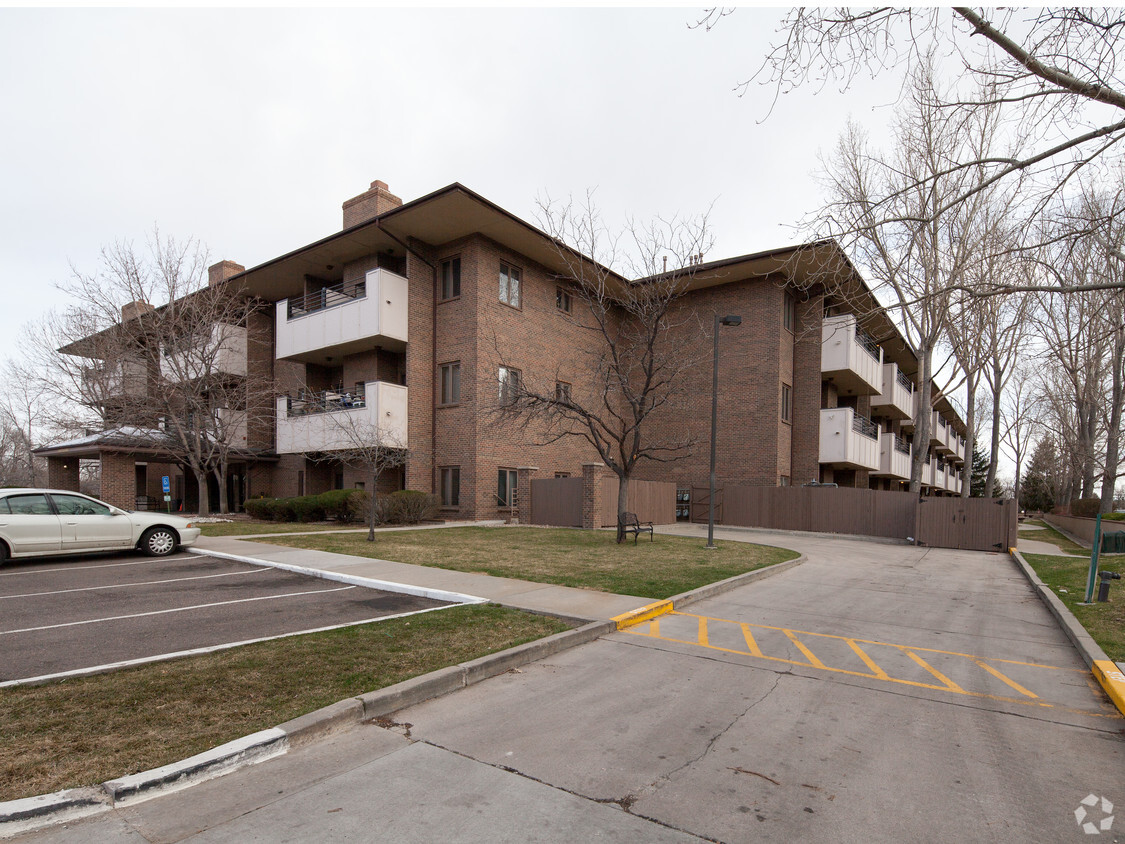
[195,532,654,623]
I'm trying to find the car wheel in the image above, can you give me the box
[140,527,178,557]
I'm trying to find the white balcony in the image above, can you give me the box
[945,466,962,494]
[82,357,148,400]
[952,434,967,463]
[819,407,881,471]
[276,268,408,363]
[821,314,883,397]
[934,415,955,454]
[873,432,912,480]
[215,408,248,449]
[161,323,247,381]
[275,381,408,455]
[870,363,914,420]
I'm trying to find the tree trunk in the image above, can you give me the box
[367,467,379,542]
[215,463,230,514]
[615,473,629,544]
[984,368,1002,498]
[961,370,975,499]
[1100,336,1125,513]
[194,467,210,516]
[909,348,933,495]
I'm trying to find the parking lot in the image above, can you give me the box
[0,550,459,685]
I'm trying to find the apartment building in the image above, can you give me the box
[39,179,967,515]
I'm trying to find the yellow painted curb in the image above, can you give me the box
[612,600,673,631]
[1093,660,1125,718]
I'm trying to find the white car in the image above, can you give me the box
[0,488,201,562]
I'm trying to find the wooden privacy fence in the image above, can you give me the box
[599,478,677,527]
[691,485,1017,553]
[529,475,676,528]
[529,477,583,527]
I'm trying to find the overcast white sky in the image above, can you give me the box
[0,7,910,356]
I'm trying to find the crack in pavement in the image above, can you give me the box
[624,670,789,808]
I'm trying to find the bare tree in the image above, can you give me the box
[0,359,51,487]
[34,232,271,515]
[812,63,1002,492]
[702,7,1125,259]
[496,193,712,540]
[308,411,409,542]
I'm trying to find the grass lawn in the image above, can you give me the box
[1019,524,1089,555]
[198,521,363,537]
[258,526,800,599]
[1023,553,1125,662]
[0,604,569,803]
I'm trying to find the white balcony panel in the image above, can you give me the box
[819,407,880,471]
[873,432,912,480]
[161,324,247,381]
[870,363,914,420]
[82,358,148,400]
[821,314,883,396]
[276,269,408,363]
[216,408,248,448]
[901,391,922,433]
[275,381,408,455]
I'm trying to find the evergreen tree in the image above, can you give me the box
[1021,438,1058,512]
[969,447,990,497]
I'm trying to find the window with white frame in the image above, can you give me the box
[440,257,461,300]
[497,468,517,507]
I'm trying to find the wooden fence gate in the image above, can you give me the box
[529,477,583,527]
[914,496,1018,552]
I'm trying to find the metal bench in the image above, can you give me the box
[619,511,654,545]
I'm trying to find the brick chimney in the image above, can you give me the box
[342,179,402,228]
[121,300,155,321]
[208,259,245,287]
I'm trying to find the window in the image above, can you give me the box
[50,494,111,516]
[297,470,305,497]
[499,263,521,307]
[780,476,790,487]
[781,383,792,423]
[556,287,572,313]
[783,294,796,332]
[555,381,571,403]
[440,467,461,507]
[440,257,461,300]
[554,471,570,478]
[499,365,521,405]
[497,468,518,507]
[440,362,461,405]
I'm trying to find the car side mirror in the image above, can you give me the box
[109,507,128,516]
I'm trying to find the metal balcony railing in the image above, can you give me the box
[896,368,913,392]
[287,278,367,320]
[893,435,911,455]
[855,327,881,362]
[851,412,879,440]
[285,384,367,417]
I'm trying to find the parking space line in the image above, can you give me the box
[782,629,825,669]
[0,568,269,600]
[848,639,890,680]
[625,610,1115,717]
[0,555,203,577]
[0,585,357,636]
[975,659,1039,699]
[902,649,966,693]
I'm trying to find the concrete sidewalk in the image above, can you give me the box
[194,532,655,623]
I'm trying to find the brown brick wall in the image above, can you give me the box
[792,295,824,484]
[99,451,135,510]
[47,457,80,491]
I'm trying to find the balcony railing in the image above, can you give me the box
[894,435,911,455]
[275,380,408,455]
[275,268,409,362]
[821,314,883,396]
[871,363,914,420]
[286,278,366,320]
[875,431,912,479]
[896,369,912,392]
[855,327,881,362]
[285,384,367,417]
[851,412,879,440]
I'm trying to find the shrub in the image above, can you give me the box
[318,489,357,523]
[346,491,397,526]
[271,499,298,522]
[291,495,327,522]
[1070,497,1103,518]
[1103,512,1125,521]
[390,490,439,524]
[244,498,275,520]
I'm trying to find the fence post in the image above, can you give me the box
[516,467,538,525]
[582,463,605,530]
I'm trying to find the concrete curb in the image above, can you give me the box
[1008,547,1125,719]
[612,554,806,630]
[0,618,613,839]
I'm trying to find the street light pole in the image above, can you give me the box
[707,314,741,549]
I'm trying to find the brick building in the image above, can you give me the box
[38,179,968,515]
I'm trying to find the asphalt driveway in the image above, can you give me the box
[0,550,457,685]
